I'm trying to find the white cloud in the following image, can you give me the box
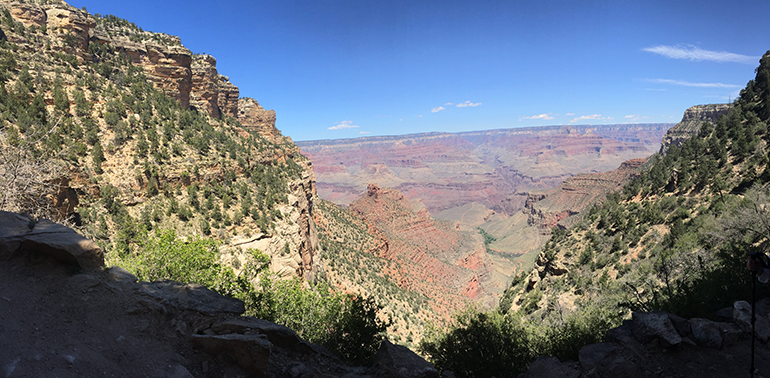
[417,115,423,118]
[328,120,359,130]
[646,78,741,88]
[520,113,554,121]
[444,102,454,106]
[565,113,575,116]
[456,101,482,108]
[570,114,613,123]
[359,131,371,134]
[431,106,446,113]
[624,115,649,122]
[642,45,758,64]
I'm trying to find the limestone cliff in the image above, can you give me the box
[0,0,319,280]
[659,104,730,155]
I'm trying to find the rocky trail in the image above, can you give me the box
[5,208,770,378]
[0,211,440,378]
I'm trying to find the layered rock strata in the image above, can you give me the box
[660,104,731,154]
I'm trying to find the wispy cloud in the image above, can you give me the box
[565,113,575,116]
[328,120,359,130]
[416,115,423,118]
[624,115,649,122]
[570,114,613,123]
[646,78,741,88]
[642,45,758,64]
[444,102,454,106]
[520,113,554,121]
[431,106,446,113]
[359,131,371,134]
[456,101,482,108]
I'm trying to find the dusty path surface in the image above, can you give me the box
[0,253,234,378]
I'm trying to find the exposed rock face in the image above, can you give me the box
[115,39,193,108]
[348,185,499,312]
[0,211,104,271]
[190,54,220,118]
[522,306,768,378]
[238,97,279,140]
[660,104,730,154]
[218,76,240,117]
[45,4,95,51]
[7,1,47,28]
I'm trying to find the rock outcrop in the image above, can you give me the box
[238,97,279,141]
[0,213,438,378]
[218,76,240,118]
[7,1,47,28]
[0,211,104,271]
[659,104,731,155]
[521,304,769,378]
[190,54,221,118]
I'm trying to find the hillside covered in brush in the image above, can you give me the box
[0,0,318,279]
[418,50,770,376]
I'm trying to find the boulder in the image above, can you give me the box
[108,266,138,283]
[689,318,722,349]
[210,317,315,354]
[734,300,770,342]
[0,211,33,260]
[578,342,617,370]
[631,311,682,346]
[373,339,439,378]
[21,219,104,272]
[520,355,580,378]
[138,280,245,315]
[192,333,271,378]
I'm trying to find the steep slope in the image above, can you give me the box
[0,0,317,278]
[501,51,770,325]
[314,184,506,346]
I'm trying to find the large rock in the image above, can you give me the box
[690,318,722,349]
[7,1,47,28]
[192,333,271,378]
[0,211,33,260]
[209,317,314,353]
[631,311,682,346]
[21,219,105,272]
[520,355,580,378]
[660,104,730,155]
[373,339,439,378]
[578,342,617,370]
[138,280,245,315]
[237,98,279,141]
[190,54,220,118]
[734,300,770,342]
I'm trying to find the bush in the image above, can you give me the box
[113,231,388,365]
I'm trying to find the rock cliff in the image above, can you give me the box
[659,104,730,154]
[0,0,318,279]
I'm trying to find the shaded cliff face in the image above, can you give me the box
[0,0,318,279]
[299,124,672,217]
[659,104,730,154]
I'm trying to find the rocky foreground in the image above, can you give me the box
[0,211,440,378]
[4,209,770,378]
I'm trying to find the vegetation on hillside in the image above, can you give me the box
[419,50,770,377]
[0,5,389,365]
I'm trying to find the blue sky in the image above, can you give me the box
[71,0,770,141]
